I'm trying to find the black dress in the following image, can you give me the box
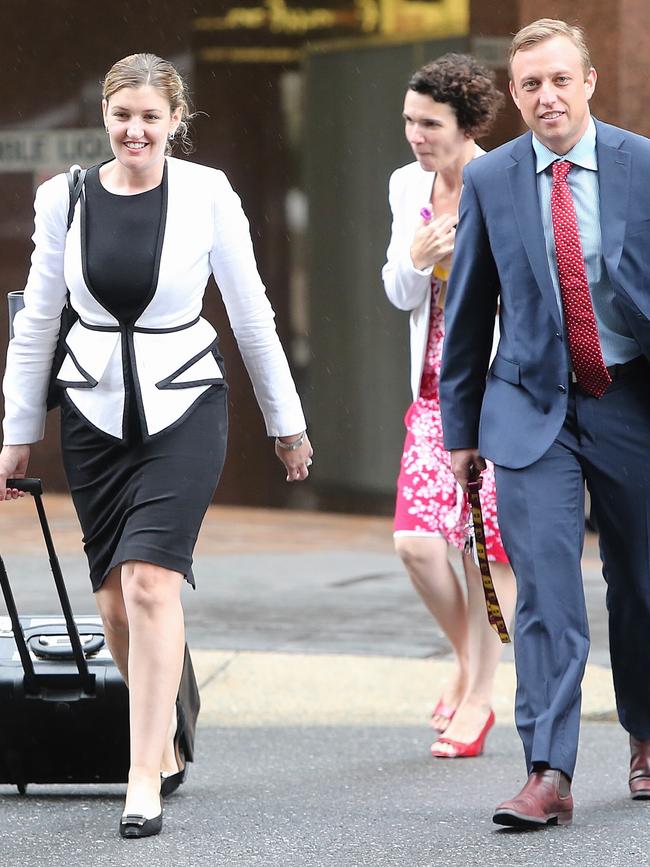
[60,165,228,591]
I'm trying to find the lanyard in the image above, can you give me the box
[466,479,511,645]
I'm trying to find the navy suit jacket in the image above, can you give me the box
[440,118,650,469]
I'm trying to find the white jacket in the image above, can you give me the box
[3,157,306,444]
[381,151,487,400]
[381,160,436,400]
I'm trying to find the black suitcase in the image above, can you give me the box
[0,478,200,793]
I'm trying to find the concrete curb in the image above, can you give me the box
[191,649,617,727]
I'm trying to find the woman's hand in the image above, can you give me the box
[275,432,313,482]
[0,444,30,501]
[410,213,457,272]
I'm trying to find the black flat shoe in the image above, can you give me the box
[161,761,188,798]
[119,812,163,839]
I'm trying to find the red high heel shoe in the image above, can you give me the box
[430,709,495,758]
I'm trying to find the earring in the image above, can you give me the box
[168,131,175,140]
[105,126,109,133]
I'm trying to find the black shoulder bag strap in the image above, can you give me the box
[45,166,87,411]
[7,166,87,341]
[66,166,87,230]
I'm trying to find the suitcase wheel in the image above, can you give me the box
[16,782,27,795]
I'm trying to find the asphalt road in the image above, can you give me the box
[0,724,646,867]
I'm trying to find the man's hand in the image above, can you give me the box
[450,448,486,492]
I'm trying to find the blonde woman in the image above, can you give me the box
[0,53,312,837]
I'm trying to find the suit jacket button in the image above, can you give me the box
[555,331,562,340]
[558,384,567,393]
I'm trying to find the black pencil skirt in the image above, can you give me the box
[60,386,228,592]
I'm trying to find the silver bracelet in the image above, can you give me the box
[275,431,305,451]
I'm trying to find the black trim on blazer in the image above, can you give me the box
[133,315,201,334]
[132,161,168,322]
[142,380,227,443]
[78,317,204,335]
[120,323,131,440]
[159,377,224,390]
[155,340,223,390]
[125,326,146,438]
[79,186,100,310]
[77,318,120,333]
[54,342,98,388]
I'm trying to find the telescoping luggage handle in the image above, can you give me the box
[0,478,95,695]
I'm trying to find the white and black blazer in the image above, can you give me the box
[3,157,306,444]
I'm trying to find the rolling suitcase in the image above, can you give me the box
[0,478,200,793]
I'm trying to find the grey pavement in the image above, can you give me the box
[0,725,646,867]
[0,537,608,664]
[0,496,644,866]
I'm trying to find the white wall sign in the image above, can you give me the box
[0,129,112,173]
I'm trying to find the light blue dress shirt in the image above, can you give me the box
[533,117,639,366]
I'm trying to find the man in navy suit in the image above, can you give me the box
[440,18,650,828]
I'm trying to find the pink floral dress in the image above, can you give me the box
[394,277,508,562]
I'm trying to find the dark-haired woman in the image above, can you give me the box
[382,54,515,759]
[0,53,311,836]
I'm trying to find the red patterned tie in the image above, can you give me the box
[550,160,611,398]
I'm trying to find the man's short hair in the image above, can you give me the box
[509,18,592,79]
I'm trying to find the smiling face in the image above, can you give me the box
[102,84,182,175]
[402,91,468,173]
[509,35,596,155]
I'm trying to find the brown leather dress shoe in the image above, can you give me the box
[629,735,650,799]
[493,769,573,828]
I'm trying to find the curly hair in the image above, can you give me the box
[408,53,504,139]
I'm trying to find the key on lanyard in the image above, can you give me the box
[465,479,511,644]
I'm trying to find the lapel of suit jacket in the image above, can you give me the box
[595,119,630,275]
[506,132,562,332]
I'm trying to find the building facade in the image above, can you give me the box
[1,0,646,509]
